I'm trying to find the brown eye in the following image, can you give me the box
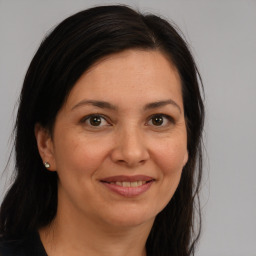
[82,115,110,127]
[89,116,102,126]
[151,116,164,126]
[147,114,174,127]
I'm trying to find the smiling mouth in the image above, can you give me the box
[100,175,155,197]
[102,180,151,187]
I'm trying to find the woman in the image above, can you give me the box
[0,5,204,256]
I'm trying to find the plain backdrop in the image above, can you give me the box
[0,1,256,255]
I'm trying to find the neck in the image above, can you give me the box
[39,199,153,256]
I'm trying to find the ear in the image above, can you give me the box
[34,123,56,171]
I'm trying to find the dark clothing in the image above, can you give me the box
[0,232,47,256]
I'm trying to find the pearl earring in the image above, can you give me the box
[44,162,50,168]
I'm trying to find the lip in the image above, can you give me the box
[101,175,154,183]
[100,175,155,197]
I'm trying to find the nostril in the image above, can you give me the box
[110,139,150,167]
[117,159,127,164]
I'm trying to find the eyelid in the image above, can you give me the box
[80,114,111,126]
[146,113,175,126]
[80,113,175,127]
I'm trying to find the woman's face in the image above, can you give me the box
[38,49,188,228]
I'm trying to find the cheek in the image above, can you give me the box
[53,133,110,177]
[147,139,187,216]
[153,138,187,177]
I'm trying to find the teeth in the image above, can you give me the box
[131,181,138,187]
[123,182,130,187]
[109,181,147,187]
[137,181,143,186]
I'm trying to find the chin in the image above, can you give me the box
[102,208,156,228]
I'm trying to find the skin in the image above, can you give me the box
[35,49,188,256]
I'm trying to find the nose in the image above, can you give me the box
[110,127,150,168]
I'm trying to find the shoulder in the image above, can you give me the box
[0,232,47,256]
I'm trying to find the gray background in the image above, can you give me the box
[0,0,256,255]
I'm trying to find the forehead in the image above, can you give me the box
[65,49,183,110]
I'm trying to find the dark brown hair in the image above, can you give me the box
[0,5,204,256]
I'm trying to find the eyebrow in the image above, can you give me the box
[144,99,181,113]
[71,99,181,113]
[71,100,117,111]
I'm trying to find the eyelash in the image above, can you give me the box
[81,114,110,127]
[80,113,175,128]
[147,114,175,127]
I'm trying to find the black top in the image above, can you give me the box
[0,232,47,256]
